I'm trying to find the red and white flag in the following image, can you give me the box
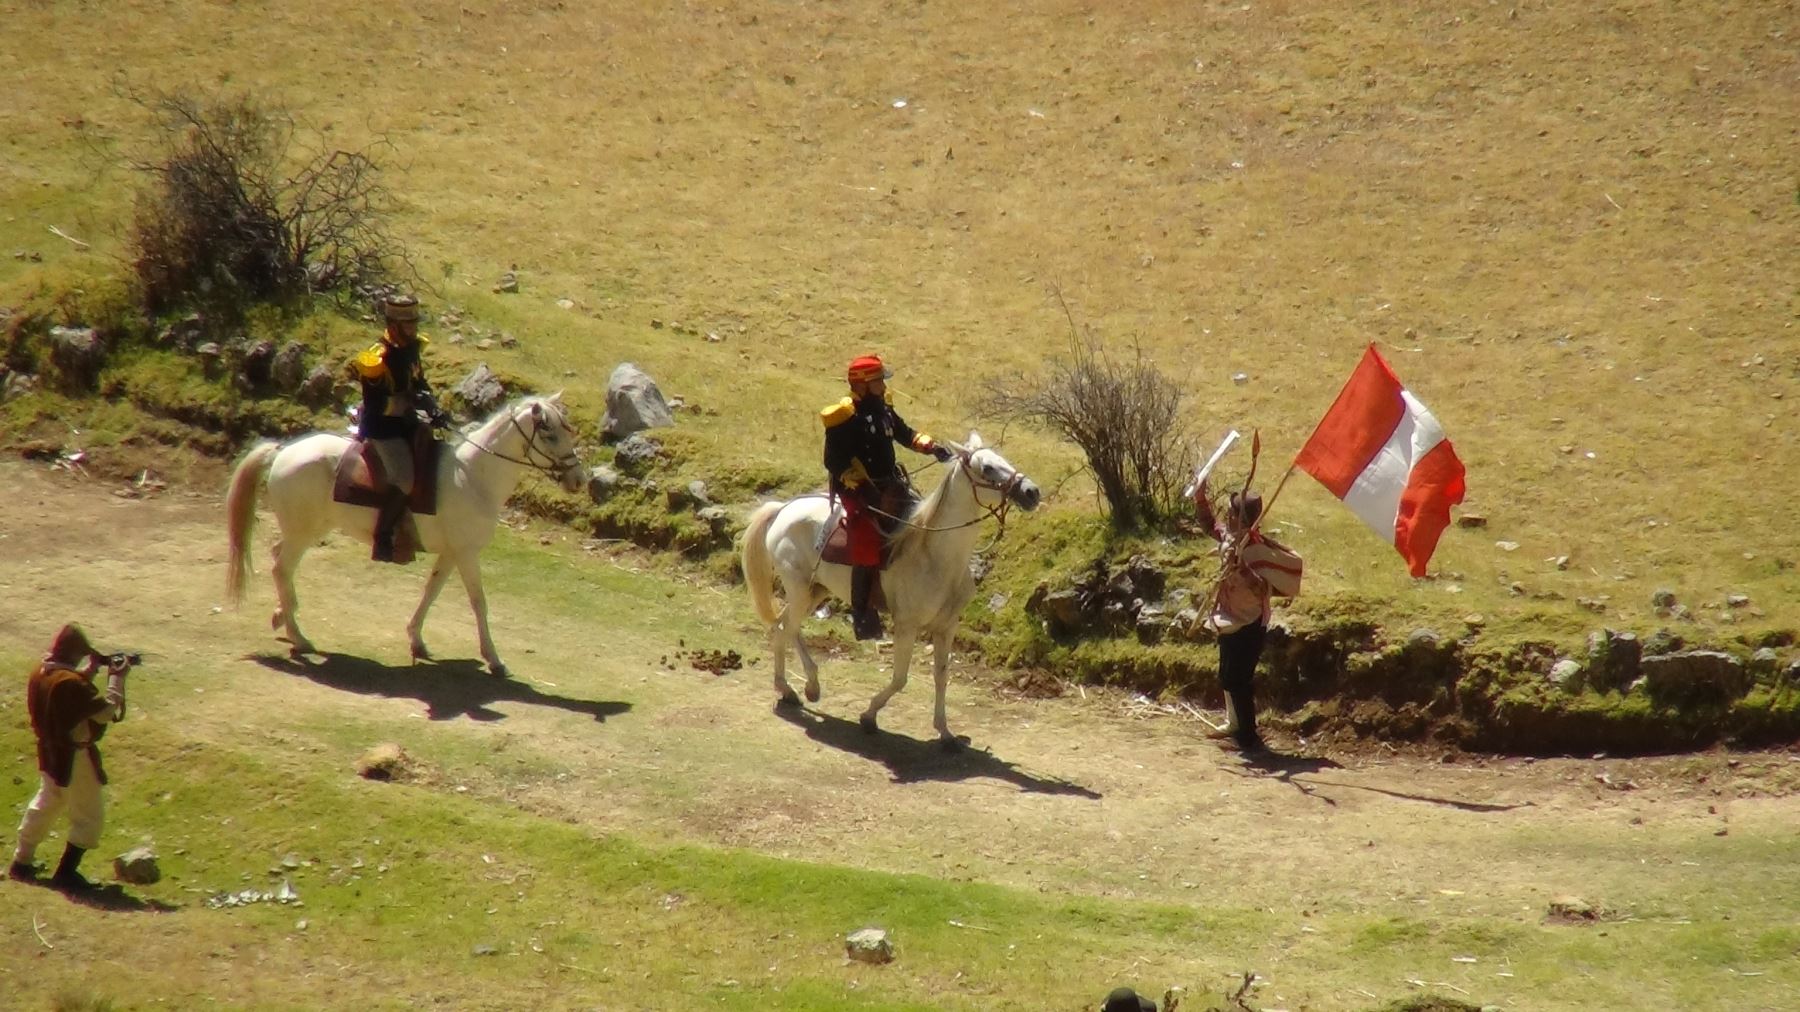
[1295,344,1466,577]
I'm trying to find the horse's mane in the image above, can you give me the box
[470,394,561,439]
[885,463,957,560]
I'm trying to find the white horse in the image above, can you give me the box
[740,434,1040,748]
[225,394,587,676]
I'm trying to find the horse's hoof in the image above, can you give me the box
[804,684,821,704]
[939,735,969,754]
[488,662,509,678]
[859,714,879,735]
[777,690,802,708]
[411,645,432,662]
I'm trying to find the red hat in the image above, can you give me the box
[847,355,892,383]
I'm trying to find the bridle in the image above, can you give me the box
[873,449,1026,546]
[446,402,581,482]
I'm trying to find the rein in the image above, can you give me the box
[441,405,579,481]
[870,453,1023,548]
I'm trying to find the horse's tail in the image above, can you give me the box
[225,440,280,605]
[741,500,784,627]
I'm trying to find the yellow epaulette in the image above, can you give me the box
[820,396,855,427]
[351,344,389,381]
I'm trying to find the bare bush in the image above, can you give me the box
[126,88,407,319]
[985,311,1194,529]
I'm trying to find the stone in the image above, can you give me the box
[493,271,519,294]
[456,363,507,415]
[1586,630,1641,692]
[1546,895,1598,922]
[1040,589,1084,632]
[1748,647,1780,679]
[845,927,894,964]
[1726,593,1751,609]
[1651,588,1677,608]
[696,505,730,534]
[611,433,662,475]
[49,325,105,390]
[1548,659,1583,692]
[297,364,338,407]
[113,846,160,884]
[239,339,277,389]
[586,465,622,503]
[1135,604,1170,645]
[1640,650,1749,707]
[271,341,307,393]
[602,362,675,438]
[2,370,36,403]
[1456,514,1488,528]
[1123,554,1166,601]
[357,742,410,781]
[1785,661,1800,686]
[685,480,711,506]
[156,313,203,349]
[1408,628,1442,647]
[1642,628,1682,655]
[1495,540,1519,552]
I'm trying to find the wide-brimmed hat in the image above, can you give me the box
[383,295,420,323]
[1102,987,1157,1012]
[848,354,893,383]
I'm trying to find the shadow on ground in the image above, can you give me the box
[775,702,1101,798]
[1223,749,1533,813]
[250,652,633,723]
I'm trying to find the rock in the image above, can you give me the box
[1548,659,1583,692]
[237,339,277,390]
[685,480,712,506]
[456,363,508,415]
[602,362,675,438]
[357,742,411,781]
[1553,555,1571,570]
[500,332,518,349]
[472,943,498,956]
[1640,650,1749,707]
[1495,540,1519,552]
[1040,589,1084,633]
[1651,588,1677,608]
[1577,596,1609,613]
[196,342,224,378]
[271,341,307,393]
[2,370,36,403]
[1785,660,1800,686]
[156,313,203,349]
[493,271,518,294]
[1408,628,1442,647]
[49,325,105,390]
[586,465,623,503]
[1726,593,1751,609]
[1135,604,1170,645]
[1123,554,1166,601]
[475,338,496,351]
[1748,647,1780,680]
[1456,514,1488,528]
[845,927,894,964]
[1642,628,1682,655]
[611,433,662,475]
[1586,630,1641,693]
[1546,895,1598,922]
[113,846,160,884]
[696,505,730,534]
[297,364,338,407]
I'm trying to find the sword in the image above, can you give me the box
[1183,429,1241,500]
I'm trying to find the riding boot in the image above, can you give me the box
[50,843,92,892]
[372,487,409,563]
[850,565,884,641]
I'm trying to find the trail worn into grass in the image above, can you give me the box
[2,459,1797,1010]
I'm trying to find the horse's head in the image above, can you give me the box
[951,431,1041,512]
[517,392,588,493]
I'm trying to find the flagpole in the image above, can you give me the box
[1251,460,1300,533]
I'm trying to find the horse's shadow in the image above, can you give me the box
[774,703,1101,798]
[250,652,632,724]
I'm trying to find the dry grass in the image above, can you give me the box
[3,5,1796,625]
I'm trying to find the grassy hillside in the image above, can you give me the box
[3,3,1797,650]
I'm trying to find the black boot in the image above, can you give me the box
[372,487,409,563]
[850,566,884,641]
[7,858,37,882]
[50,843,92,892]
[1228,686,1265,753]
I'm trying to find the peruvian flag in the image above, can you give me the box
[1295,344,1466,577]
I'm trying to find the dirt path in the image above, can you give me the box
[4,458,1797,936]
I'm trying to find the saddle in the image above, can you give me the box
[332,428,443,566]
[817,483,913,571]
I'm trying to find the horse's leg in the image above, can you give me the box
[859,632,914,735]
[798,588,823,703]
[770,604,798,706]
[930,628,965,752]
[269,536,316,655]
[406,555,454,662]
[452,552,505,676]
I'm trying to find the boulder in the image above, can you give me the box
[456,363,507,415]
[2,370,36,403]
[297,364,338,407]
[1651,588,1677,609]
[357,742,411,781]
[1547,659,1583,692]
[586,465,623,503]
[195,342,224,378]
[1640,650,1749,707]
[239,339,277,390]
[271,341,307,393]
[113,846,161,885]
[611,433,662,476]
[1123,554,1166,601]
[1585,629,1641,693]
[156,313,203,350]
[1748,647,1780,682]
[602,362,675,438]
[1040,589,1084,633]
[49,325,105,390]
[1134,604,1170,645]
[845,927,894,964]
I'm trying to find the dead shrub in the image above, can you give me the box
[125,88,408,320]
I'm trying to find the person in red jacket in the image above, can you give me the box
[9,624,130,891]
[1193,478,1300,754]
[821,354,954,640]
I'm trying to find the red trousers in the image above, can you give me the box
[841,493,882,567]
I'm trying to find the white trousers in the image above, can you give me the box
[11,751,104,862]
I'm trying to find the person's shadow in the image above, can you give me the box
[13,878,178,912]
[250,652,632,724]
[774,703,1101,798]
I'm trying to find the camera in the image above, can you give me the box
[107,652,142,668]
